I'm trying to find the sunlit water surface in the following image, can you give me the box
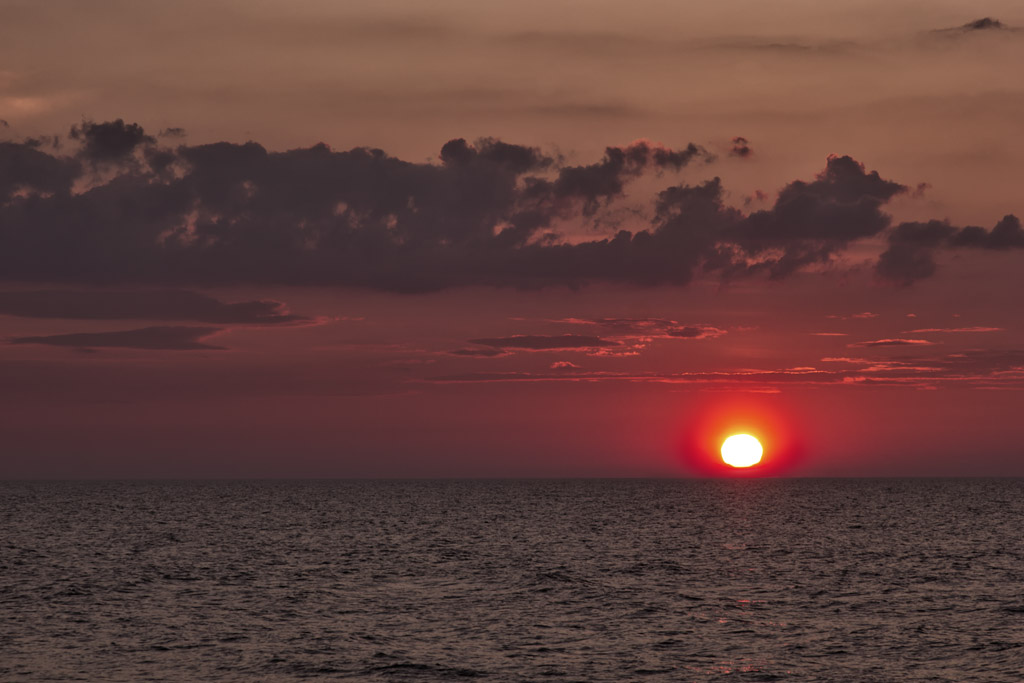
[2,479,1022,682]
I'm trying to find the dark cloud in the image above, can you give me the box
[963,17,1007,30]
[753,155,905,236]
[0,122,717,290]
[728,156,906,279]
[538,139,711,216]
[24,135,62,151]
[440,137,552,174]
[928,18,1021,43]
[9,326,225,350]
[875,220,956,285]
[0,290,309,324]
[638,154,909,282]
[0,140,80,202]
[877,215,1024,284]
[951,215,1024,248]
[69,119,156,163]
[934,18,1013,33]
[666,326,724,339]
[448,347,507,357]
[0,119,1016,291]
[468,334,619,350]
[730,136,752,158]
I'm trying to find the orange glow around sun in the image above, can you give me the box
[721,434,763,468]
[675,396,804,476]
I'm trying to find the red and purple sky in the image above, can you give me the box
[2,1,1024,477]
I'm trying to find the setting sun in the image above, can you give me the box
[721,434,763,468]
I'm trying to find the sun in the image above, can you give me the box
[721,434,763,468]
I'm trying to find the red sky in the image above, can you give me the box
[2,1,1023,477]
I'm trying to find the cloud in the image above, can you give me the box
[539,139,712,216]
[424,366,890,389]
[950,215,1024,249]
[905,327,1002,334]
[826,350,1024,389]
[730,136,752,158]
[559,317,727,339]
[827,312,878,320]
[9,326,225,350]
[740,155,906,243]
[0,123,726,290]
[877,215,1024,284]
[440,137,552,174]
[849,338,935,347]
[933,18,1016,34]
[448,347,507,357]
[427,368,851,386]
[468,334,619,350]
[0,290,310,324]
[665,325,726,339]
[875,220,957,285]
[69,119,156,163]
[0,119,1018,292]
[0,140,81,202]
[428,349,1024,391]
[713,155,906,279]
[558,316,677,331]
[961,18,1008,31]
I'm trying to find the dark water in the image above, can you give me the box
[1,479,1023,682]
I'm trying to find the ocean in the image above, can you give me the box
[1,479,1022,681]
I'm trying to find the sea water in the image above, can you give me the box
[1,479,1022,681]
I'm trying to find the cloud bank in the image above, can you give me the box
[1,119,1018,291]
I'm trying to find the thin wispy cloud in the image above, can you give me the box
[904,326,1002,333]
[9,326,226,351]
[849,338,936,347]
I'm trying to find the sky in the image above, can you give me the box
[2,0,1024,477]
